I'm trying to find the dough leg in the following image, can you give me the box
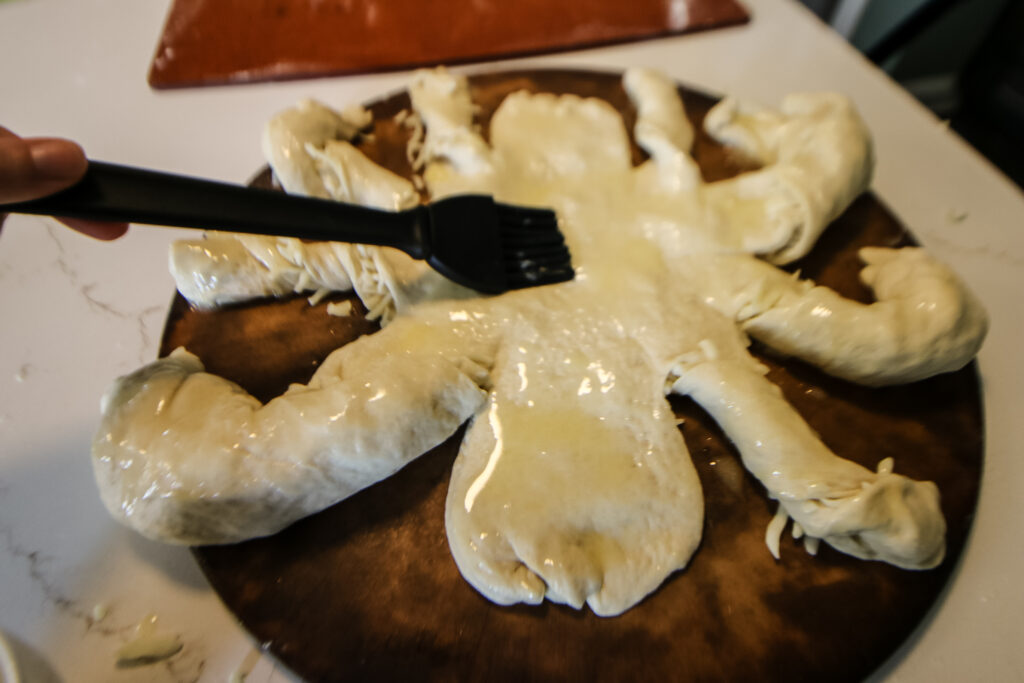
[93,315,492,545]
[669,352,945,569]
[687,249,987,386]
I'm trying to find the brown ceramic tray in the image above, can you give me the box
[159,70,983,682]
[147,0,749,89]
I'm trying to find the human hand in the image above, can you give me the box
[0,127,128,240]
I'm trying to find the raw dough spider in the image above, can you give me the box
[93,69,986,617]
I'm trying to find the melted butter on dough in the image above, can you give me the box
[390,68,979,604]
[94,68,987,617]
[446,321,707,615]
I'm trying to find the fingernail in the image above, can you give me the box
[29,139,87,181]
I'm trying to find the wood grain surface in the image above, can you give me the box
[159,71,983,682]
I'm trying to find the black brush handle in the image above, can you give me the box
[2,161,429,256]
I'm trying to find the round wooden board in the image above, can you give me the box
[159,70,983,682]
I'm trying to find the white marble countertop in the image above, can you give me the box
[1,0,1022,681]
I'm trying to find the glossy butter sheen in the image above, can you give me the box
[92,68,987,617]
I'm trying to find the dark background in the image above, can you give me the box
[801,0,1024,190]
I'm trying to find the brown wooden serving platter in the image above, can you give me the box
[159,70,983,682]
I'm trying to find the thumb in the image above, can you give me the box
[0,132,88,204]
